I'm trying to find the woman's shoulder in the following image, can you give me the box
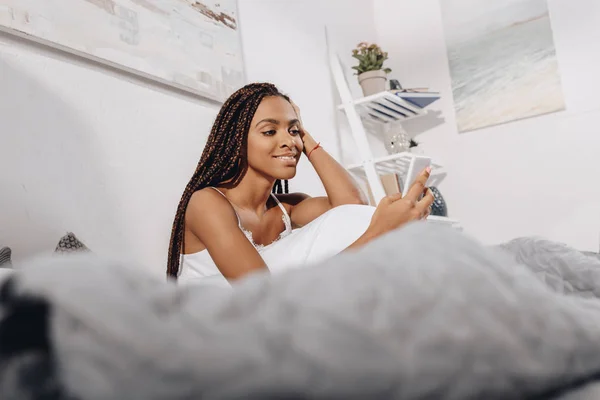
[189,187,227,207]
[186,188,238,227]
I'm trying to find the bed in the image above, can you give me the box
[2,222,600,399]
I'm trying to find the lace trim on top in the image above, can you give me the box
[241,213,292,252]
[209,187,292,252]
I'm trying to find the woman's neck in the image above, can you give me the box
[222,171,275,216]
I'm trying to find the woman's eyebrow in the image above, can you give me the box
[255,118,280,127]
[255,118,300,128]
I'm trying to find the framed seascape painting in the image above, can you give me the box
[439,0,565,133]
[0,0,246,102]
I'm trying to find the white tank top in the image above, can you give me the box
[178,187,293,286]
[179,203,377,288]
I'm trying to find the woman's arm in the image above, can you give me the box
[285,103,368,227]
[302,130,368,207]
[185,189,267,281]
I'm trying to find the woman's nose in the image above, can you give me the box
[279,136,296,149]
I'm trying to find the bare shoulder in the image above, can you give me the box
[186,188,238,231]
[184,188,267,278]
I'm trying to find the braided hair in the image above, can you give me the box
[167,82,290,279]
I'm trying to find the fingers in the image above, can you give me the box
[377,192,403,208]
[291,101,302,121]
[415,188,435,217]
[405,167,431,202]
[385,192,403,203]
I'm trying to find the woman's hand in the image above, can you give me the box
[291,100,302,124]
[366,167,435,238]
[290,101,319,155]
[282,98,369,227]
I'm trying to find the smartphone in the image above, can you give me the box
[401,155,432,197]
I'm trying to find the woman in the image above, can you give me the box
[167,83,434,285]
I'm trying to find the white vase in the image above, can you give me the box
[358,70,387,97]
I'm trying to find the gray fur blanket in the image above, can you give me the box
[2,223,600,399]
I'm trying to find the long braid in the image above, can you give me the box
[271,179,290,194]
[167,83,291,279]
[272,180,281,194]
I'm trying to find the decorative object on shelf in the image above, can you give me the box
[389,79,403,91]
[383,128,410,154]
[409,138,424,154]
[0,246,12,268]
[55,232,90,254]
[352,42,392,97]
[429,187,448,217]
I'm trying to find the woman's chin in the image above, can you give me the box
[274,167,297,180]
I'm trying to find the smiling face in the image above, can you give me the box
[246,96,304,181]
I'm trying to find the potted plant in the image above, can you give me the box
[352,42,392,96]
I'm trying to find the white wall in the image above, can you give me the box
[373,0,600,251]
[0,32,219,275]
[0,1,378,273]
[238,0,378,191]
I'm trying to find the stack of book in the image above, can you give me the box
[390,88,440,109]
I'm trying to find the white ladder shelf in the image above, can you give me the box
[327,47,460,229]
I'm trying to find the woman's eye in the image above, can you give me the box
[262,130,276,136]
[290,129,301,136]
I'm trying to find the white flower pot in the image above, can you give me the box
[358,70,387,97]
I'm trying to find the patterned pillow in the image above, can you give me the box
[55,233,89,254]
[0,247,11,268]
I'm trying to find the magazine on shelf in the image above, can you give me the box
[390,89,441,109]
